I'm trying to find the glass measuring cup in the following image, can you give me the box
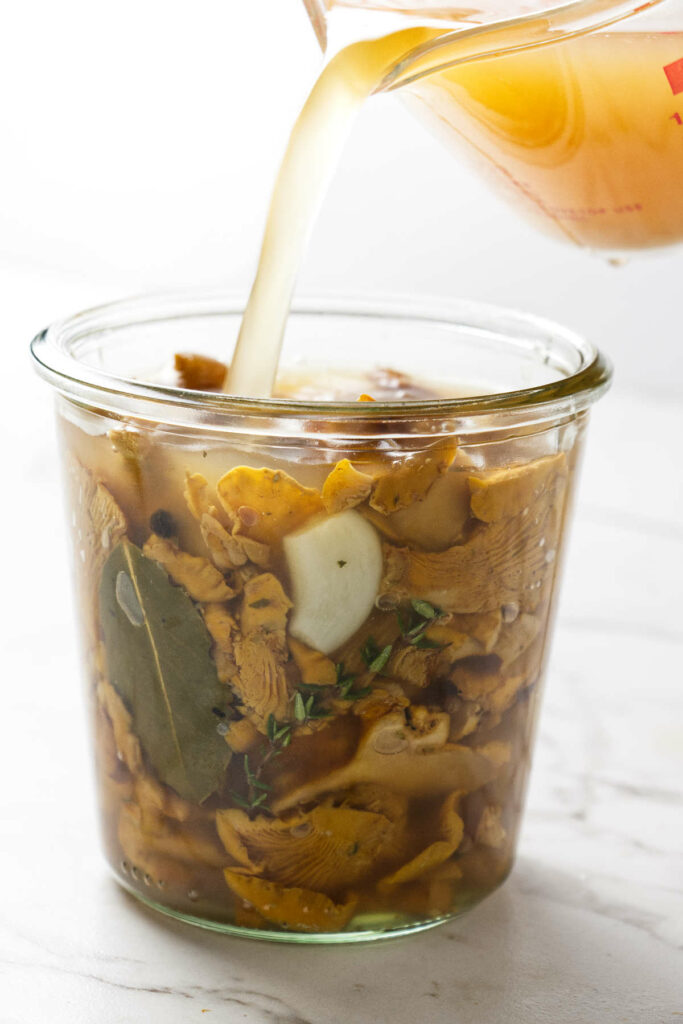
[304,0,683,252]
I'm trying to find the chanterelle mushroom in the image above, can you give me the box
[369,443,457,514]
[143,533,236,602]
[68,458,127,640]
[231,573,294,728]
[378,790,464,891]
[321,459,375,514]
[216,799,396,893]
[274,709,506,812]
[380,474,566,614]
[223,870,357,933]
[216,466,323,546]
[468,453,567,524]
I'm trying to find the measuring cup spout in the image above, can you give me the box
[303,0,665,90]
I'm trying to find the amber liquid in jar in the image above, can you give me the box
[62,357,584,937]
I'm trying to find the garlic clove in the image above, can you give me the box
[284,510,382,655]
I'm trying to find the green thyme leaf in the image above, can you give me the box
[411,598,439,620]
[294,691,306,722]
[335,662,356,687]
[368,644,393,674]
[361,638,381,667]
[343,686,372,702]
[230,792,254,811]
[411,635,444,650]
[249,598,271,609]
[252,777,272,793]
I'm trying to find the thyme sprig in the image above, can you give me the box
[293,685,331,723]
[230,712,292,813]
[361,599,446,681]
[335,662,372,702]
[361,638,393,674]
[230,601,444,813]
[397,599,445,649]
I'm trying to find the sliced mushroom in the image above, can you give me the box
[369,444,458,514]
[174,352,227,391]
[492,614,541,668]
[216,466,323,547]
[321,459,375,514]
[377,791,464,890]
[202,603,238,683]
[436,610,503,653]
[468,453,567,523]
[143,533,236,602]
[274,710,505,812]
[223,870,357,933]
[96,678,143,777]
[199,513,242,571]
[380,476,565,615]
[223,717,261,754]
[216,799,395,892]
[233,633,292,727]
[368,470,471,551]
[387,645,440,688]
[184,472,214,521]
[119,800,227,871]
[133,774,199,824]
[288,637,337,686]
[67,458,128,640]
[240,573,292,636]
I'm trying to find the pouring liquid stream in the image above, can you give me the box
[227,27,435,399]
[227,1,682,398]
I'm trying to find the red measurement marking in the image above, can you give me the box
[663,58,683,95]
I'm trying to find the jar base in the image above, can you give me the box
[116,876,472,944]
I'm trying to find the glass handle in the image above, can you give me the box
[302,0,329,50]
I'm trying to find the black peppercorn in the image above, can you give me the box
[149,509,177,538]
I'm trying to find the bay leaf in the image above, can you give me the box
[99,538,231,803]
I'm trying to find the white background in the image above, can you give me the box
[1,0,682,398]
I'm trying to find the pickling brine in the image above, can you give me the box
[67,409,574,934]
[406,30,683,250]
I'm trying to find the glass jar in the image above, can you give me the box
[31,291,611,942]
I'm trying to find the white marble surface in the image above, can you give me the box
[0,266,681,1022]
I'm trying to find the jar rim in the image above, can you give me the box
[30,288,612,425]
